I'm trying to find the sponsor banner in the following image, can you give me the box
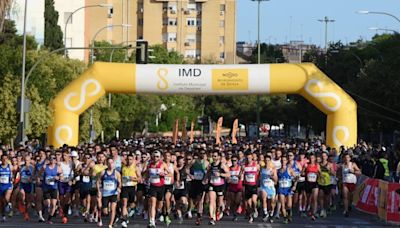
[136,64,270,94]
[378,180,388,221]
[231,119,238,144]
[353,175,369,205]
[355,178,379,215]
[189,121,194,144]
[172,119,179,145]
[216,117,223,145]
[386,183,400,224]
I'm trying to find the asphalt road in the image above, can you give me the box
[0,209,393,228]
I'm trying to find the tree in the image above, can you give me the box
[0,0,13,32]
[44,0,63,51]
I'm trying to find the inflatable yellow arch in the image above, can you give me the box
[48,62,357,149]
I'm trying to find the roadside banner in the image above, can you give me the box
[355,178,379,215]
[189,121,194,144]
[216,117,223,145]
[172,119,179,145]
[231,119,238,144]
[353,175,369,205]
[386,182,400,224]
[378,180,388,221]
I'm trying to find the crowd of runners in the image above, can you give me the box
[0,137,396,228]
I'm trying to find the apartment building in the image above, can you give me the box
[85,0,236,63]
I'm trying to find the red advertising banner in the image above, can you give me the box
[355,178,379,215]
[386,183,400,224]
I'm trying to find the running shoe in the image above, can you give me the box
[209,219,215,226]
[178,216,183,224]
[187,210,193,219]
[24,212,30,221]
[248,216,254,223]
[216,211,223,221]
[98,219,103,227]
[159,215,164,222]
[253,208,258,218]
[62,216,68,224]
[283,217,289,224]
[165,215,171,226]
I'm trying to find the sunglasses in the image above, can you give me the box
[232,160,238,162]
[212,155,218,158]
[154,156,160,158]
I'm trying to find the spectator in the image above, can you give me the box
[373,153,385,180]
[379,149,390,181]
[361,153,374,178]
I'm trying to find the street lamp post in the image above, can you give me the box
[89,24,131,143]
[90,24,132,64]
[318,16,335,67]
[18,0,28,144]
[64,4,113,57]
[251,0,269,138]
[358,10,400,24]
[368,27,398,34]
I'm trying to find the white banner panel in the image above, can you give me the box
[135,64,270,94]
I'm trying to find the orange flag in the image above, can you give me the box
[182,118,188,141]
[189,121,195,144]
[231,119,238,144]
[172,119,179,145]
[216,117,223,145]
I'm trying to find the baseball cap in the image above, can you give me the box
[70,151,78,157]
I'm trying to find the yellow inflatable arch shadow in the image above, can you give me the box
[48,62,357,149]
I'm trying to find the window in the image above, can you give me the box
[138,3,144,12]
[186,34,196,43]
[196,49,201,58]
[220,52,225,59]
[219,20,225,28]
[187,18,196,26]
[168,18,177,26]
[187,18,200,26]
[64,12,72,24]
[168,2,177,11]
[185,49,196,58]
[187,2,196,10]
[168,33,177,42]
[220,4,226,11]
[138,19,144,26]
[220,36,224,44]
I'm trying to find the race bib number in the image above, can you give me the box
[21,176,30,183]
[230,176,239,184]
[0,175,9,184]
[45,176,55,186]
[103,180,116,191]
[150,175,160,184]
[193,171,204,180]
[75,176,80,181]
[307,173,317,182]
[82,176,90,183]
[298,176,306,182]
[164,176,172,185]
[210,176,222,184]
[263,178,275,188]
[245,174,255,183]
[279,179,292,188]
[122,176,134,187]
[344,173,357,184]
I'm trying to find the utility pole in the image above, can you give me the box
[251,0,270,138]
[318,16,335,66]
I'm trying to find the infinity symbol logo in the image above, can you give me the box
[157,68,169,91]
[64,79,101,111]
[55,124,73,146]
[305,79,342,112]
[333,126,350,148]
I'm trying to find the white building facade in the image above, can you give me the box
[12,0,86,60]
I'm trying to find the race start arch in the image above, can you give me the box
[48,62,357,149]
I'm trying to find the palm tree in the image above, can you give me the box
[0,0,13,32]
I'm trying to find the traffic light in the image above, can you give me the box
[136,40,148,64]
